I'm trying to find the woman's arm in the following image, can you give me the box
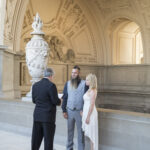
[86,90,97,124]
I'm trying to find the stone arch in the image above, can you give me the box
[104,14,145,64]
[74,0,105,65]
[11,0,104,96]
[18,0,102,65]
[112,20,143,64]
[13,0,30,52]
[2,0,30,51]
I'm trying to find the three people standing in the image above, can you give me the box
[31,66,98,150]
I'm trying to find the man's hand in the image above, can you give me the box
[63,112,68,119]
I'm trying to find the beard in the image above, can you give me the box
[70,76,80,89]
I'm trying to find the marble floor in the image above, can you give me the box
[0,100,87,150]
[0,129,66,150]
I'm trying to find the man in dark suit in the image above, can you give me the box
[32,68,61,150]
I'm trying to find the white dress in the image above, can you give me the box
[82,92,98,150]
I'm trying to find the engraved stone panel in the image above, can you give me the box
[20,0,98,64]
[137,0,150,8]
[20,62,31,86]
[4,0,18,42]
[106,67,146,86]
[118,37,133,64]
[72,28,93,55]
[96,0,130,9]
[3,53,14,91]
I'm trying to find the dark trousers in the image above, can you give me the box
[31,121,56,150]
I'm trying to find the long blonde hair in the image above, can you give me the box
[86,73,97,90]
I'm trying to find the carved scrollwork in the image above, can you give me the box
[4,0,17,41]
[46,36,75,63]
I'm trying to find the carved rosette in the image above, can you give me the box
[25,13,50,97]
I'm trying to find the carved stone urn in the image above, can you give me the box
[24,13,50,99]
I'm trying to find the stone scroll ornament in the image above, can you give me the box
[25,13,50,97]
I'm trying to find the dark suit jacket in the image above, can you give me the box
[32,78,61,123]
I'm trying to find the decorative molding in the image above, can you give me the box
[94,0,132,18]
[20,0,97,64]
[137,0,150,8]
[4,0,18,42]
[20,62,31,86]
[46,35,75,63]
[96,0,130,9]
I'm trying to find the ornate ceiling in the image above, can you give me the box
[4,0,150,64]
[21,0,98,64]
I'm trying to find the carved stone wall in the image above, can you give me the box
[4,0,18,47]
[3,0,150,64]
[97,64,150,113]
[20,0,98,64]
[0,47,21,99]
[20,63,100,95]
[2,0,150,113]
[89,0,150,64]
[0,0,6,45]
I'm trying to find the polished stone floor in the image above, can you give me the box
[0,129,66,150]
[0,100,90,150]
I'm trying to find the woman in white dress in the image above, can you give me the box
[81,73,98,150]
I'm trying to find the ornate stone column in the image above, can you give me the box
[0,45,21,99]
[0,45,7,98]
[22,13,50,101]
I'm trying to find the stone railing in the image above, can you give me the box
[97,108,150,150]
[98,64,150,113]
[19,62,150,113]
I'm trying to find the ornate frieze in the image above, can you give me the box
[44,35,75,63]
[94,0,132,18]
[97,0,130,8]
[4,0,17,41]
[21,0,97,64]
[137,0,150,8]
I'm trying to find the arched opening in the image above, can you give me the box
[109,18,143,65]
